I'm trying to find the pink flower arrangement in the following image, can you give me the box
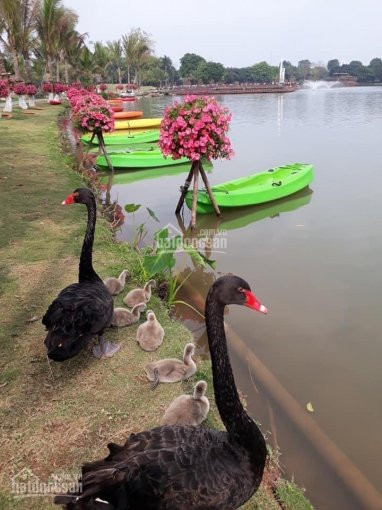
[26,84,37,96]
[54,82,64,94]
[13,83,27,96]
[99,83,107,91]
[69,91,114,133]
[43,82,53,93]
[70,81,81,89]
[0,80,9,98]
[116,84,124,90]
[159,95,233,161]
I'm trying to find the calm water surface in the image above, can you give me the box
[102,88,382,509]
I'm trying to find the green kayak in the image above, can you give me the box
[185,163,314,214]
[97,149,189,169]
[81,130,160,146]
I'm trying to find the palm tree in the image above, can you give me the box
[76,46,94,85]
[106,39,123,83]
[92,41,109,82]
[61,29,86,83]
[0,0,38,79]
[160,55,175,86]
[122,28,153,86]
[36,0,76,80]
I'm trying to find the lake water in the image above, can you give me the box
[102,88,382,509]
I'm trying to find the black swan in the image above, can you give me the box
[43,188,120,361]
[54,275,268,509]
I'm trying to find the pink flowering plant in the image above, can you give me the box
[159,95,233,161]
[13,83,27,95]
[26,84,37,96]
[0,80,9,98]
[43,82,53,93]
[70,91,114,133]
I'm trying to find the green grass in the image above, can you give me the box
[0,105,312,509]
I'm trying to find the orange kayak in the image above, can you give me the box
[113,110,143,119]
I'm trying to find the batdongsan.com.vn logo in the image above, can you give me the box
[11,467,82,498]
[156,223,227,254]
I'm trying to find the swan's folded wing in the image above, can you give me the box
[73,426,250,508]
[42,282,112,336]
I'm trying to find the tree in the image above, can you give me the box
[0,0,39,79]
[107,39,123,83]
[122,28,153,86]
[297,59,312,80]
[251,61,278,83]
[179,53,205,80]
[36,0,76,79]
[159,55,176,86]
[93,41,109,82]
[195,61,225,84]
[141,55,166,86]
[369,58,382,82]
[310,66,328,80]
[327,59,340,76]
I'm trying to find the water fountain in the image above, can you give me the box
[303,80,340,90]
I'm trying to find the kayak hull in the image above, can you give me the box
[96,150,188,169]
[185,163,314,213]
[81,130,160,146]
[113,110,143,119]
[114,118,162,130]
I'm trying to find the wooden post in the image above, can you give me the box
[175,161,196,214]
[199,161,221,216]
[190,161,200,230]
[96,129,114,172]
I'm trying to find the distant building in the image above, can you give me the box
[332,73,357,86]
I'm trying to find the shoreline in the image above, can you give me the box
[0,104,312,509]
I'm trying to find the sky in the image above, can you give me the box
[63,0,382,68]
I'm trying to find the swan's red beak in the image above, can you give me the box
[62,192,76,205]
[243,290,268,314]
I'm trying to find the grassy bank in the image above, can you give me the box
[0,105,312,509]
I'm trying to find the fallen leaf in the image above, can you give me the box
[306,402,314,413]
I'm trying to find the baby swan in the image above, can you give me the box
[123,279,156,307]
[104,269,129,295]
[137,310,164,351]
[160,380,210,426]
[111,303,147,327]
[144,343,196,390]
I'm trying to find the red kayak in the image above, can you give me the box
[111,105,123,112]
[49,100,62,105]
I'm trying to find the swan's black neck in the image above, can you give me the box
[79,196,101,283]
[205,291,266,467]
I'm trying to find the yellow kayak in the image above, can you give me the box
[114,118,162,130]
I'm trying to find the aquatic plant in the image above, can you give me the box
[159,95,233,161]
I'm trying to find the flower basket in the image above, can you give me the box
[159,95,233,227]
[43,82,54,101]
[13,83,28,109]
[0,80,12,115]
[26,84,38,107]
